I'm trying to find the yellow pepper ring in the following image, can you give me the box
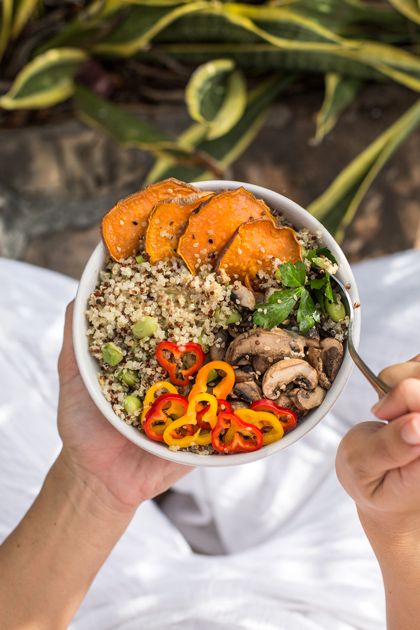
[235,409,285,445]
[163,393,218,448]
[141,380,178,422]
[188,360,235,400]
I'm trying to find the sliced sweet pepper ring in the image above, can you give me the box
[197,399,232,431]
[163,393,218,448]
[143,393,188,442]
[189,361,235,400]
[211,411,263,454]
[141,380,178,422]
[155,341,205,387]
[235,408,284,445]
[251,399,297,433]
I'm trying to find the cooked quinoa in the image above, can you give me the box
[86,255,235,424]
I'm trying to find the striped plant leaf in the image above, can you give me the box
[0,48,88,109]
[308,99,420,240]
[185,58,247,140]
[74,84,192,155]
[387,0,420,25]
[312,73,362,144]
[0,0,13,60]
[92,2,210,56]
[147,75,295,183]
[152,39,420,91]
[11,0,39,39]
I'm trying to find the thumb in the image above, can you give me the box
[58,301,79,384]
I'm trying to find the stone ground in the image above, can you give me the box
[6,84,420,279]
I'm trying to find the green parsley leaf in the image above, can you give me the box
[324,273,334,303]
[309,277,326,290]
[305,247,337,265]
[277,261,306,287]
[297,288,321,333]
[253,288,300,329]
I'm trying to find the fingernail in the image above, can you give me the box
[372,395,387,414]
[401,419,420,445]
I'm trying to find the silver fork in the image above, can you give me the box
[332,276,390,397]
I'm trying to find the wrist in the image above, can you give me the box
[55,450,138,521]
[358,506,420,558]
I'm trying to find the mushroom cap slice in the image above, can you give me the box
[233,380,263,403]
[293,386,326,411]
[307,346,331,390]
[225,328,306,366]
[262,358,318,400]
[320,338,344,382]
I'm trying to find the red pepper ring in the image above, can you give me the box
[211,412,263,454]
[143,393,188,442]
[155,341,205,387]
[197,399,233,431]
[251,399,297,433]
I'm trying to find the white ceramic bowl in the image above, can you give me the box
[73,180,360,467]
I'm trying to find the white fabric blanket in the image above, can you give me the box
[1,250,419,629]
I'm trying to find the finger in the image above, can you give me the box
[58,301,78,383]
[372,378,420,420]
[378,361,420,389]
[337,413,420,481]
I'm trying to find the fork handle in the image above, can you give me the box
[347,337,391,397]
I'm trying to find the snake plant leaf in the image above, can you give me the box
[387,0,420,25]
[11,0,39,39]
[74,84,192,156]
[312,73,362,145]
[146,75,294,183]
[0,0,13,60]
[308,99,420,240]
[185,59,247,140]
[92,2,210,56]
[0,48,88,110]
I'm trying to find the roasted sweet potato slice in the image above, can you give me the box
[145,192,214,264]
[217,219,302,283]
[102,178,201,260]
[177,187,272,273]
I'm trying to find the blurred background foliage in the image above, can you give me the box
[0,0,419,241]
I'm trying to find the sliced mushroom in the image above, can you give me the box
[230,399,250,412]
[210,329,228,361]
[307,346,331,390]
[234,380,262,403]
[293,386,326,412]
[234,364,256,383]
[225,328,306,366]
[320,338,344,382]
[274,392,297,409]
[262,358,318,400]
[251,354,271,375]
[231,281,256,310]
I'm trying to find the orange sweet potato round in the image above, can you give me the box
[145,192,214,264]
[177,187,272,273]
[102,178,200,261]
[217,218,302,284]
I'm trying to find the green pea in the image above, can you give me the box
[124,395,141,414]
[102,342,124,366]
[207,369,218,383]
[117,368,139,387]
[132,316,158,339]
[227,310,241,325]
[325,296,346,322]
[135,255,146,264]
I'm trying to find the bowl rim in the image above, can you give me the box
[73,179,360,467]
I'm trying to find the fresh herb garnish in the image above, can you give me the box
[252,247,341,333]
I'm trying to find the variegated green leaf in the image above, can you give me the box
[0,0,13,60]
[147,75,295,182]
[11,0,39,39]
[0,48,88,110]
[308,99,420,240]
[312,73,361,144]
[74,84,192,155]
[93,2,210,56]
[387,0,420,25]
[185,58,247,140]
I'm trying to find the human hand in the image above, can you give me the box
[58,302,192,515]
[336,356,420,538]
